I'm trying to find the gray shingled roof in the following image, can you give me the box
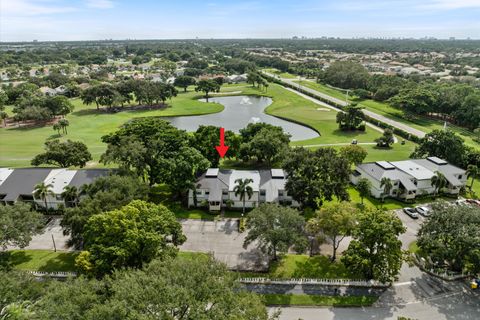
[69,169,111,189]
[0,168,52,201]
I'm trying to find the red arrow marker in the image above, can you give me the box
[215,127,229,158]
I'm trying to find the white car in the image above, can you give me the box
[415,206,430,217]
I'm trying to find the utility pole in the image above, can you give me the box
[51,234,57,252]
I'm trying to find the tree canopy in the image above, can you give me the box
[341,208,405,282]
[0,203,43,250]
[77,200,186,277]
[283,147,350,209]
[31,139,92,168]
[244,203,307,260]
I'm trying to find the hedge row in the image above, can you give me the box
[262,74,421,144]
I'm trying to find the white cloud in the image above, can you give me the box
[85,0,115,9]
[0,0,76,16]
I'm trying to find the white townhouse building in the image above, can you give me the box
[188,168,298,212]
[350,157,467,200]
[0,168,110,209]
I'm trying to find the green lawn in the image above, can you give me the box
[0,83,388,168]
[241,254,361,280]
[262,294,378,307]
[260,84,380,145]
[293,79,480,150]
[6,250,78,272]
[0,89,226,168]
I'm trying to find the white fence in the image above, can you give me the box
[238,277,389,288]
[28,271,77,278]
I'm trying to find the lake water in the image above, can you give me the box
[164,96,319,141]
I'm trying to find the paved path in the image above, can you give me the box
[264,72,426,139]
[7,217,72,251]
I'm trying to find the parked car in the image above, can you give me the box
[351,139,358,145]
[415,206,431,217]
[403,207,419,219]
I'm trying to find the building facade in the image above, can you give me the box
[350,157,467,200]
[188,168,298,211]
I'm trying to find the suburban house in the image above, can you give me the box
[350,157,467,200]
[0,168,110,209]
[188,168,299,211]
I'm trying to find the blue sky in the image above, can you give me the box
[1,0,480,41]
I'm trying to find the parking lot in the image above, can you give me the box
[179,219,269,272]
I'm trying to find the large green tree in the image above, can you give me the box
[336,104,364,131]
[77,200,186,277]
[356,178,372,205]
[0,203,43,250]
[244,203,307,260]
[323,61,369,89]
[195,79,220,102]
[101,118,209,193]
[283,147,350,209]
[342,208,406,282]
[61,174,149,249]
[173,75,196,92]
[31,139,92,168]
[190,125,240,166]
[306,201,358,261]
[339,144,368,166]
[411,130,467,167]
[417,201,480,274]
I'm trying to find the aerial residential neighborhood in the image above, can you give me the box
[1,1,480,320]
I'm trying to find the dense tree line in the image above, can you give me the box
[0,256,272,319]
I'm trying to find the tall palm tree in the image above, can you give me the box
[431,171,447,197]
[61,185,79,207]
[380,177,393,203]
[34,182,54,210]
[233,178,254,215]
[466,164,479,192]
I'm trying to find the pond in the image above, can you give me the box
[164,96,319,141]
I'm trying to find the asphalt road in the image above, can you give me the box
[264,72,426,139]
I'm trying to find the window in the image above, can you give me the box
[278,190,284,197]
[196,190,202,195]
[458,175,462,180]
[260,190,266,196]
[205,191,210,195]
[222,190,228,195]
[56,195,63,201]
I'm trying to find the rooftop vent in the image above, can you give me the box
[427,157,447,165]
[205,168,219,178]
[271,169,285,179]
[375,161,396,170]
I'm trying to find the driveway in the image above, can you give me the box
[179,219,269,271]
[7,217,71,251]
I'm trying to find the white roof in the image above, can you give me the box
[390,160,434,180]
[228,170,260,192]
[206,168,219,177]
[42,169,77,194]
[0,168,14,187]
[271,169,285,178]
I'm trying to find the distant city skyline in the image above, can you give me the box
[1,0,480,42]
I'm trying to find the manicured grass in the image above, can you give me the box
[294,79,480,150]
[258,84,380,145]
[0,89,225,168]
[241,254,361,280]
[262,294,378,307]
[6,250,78,272]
